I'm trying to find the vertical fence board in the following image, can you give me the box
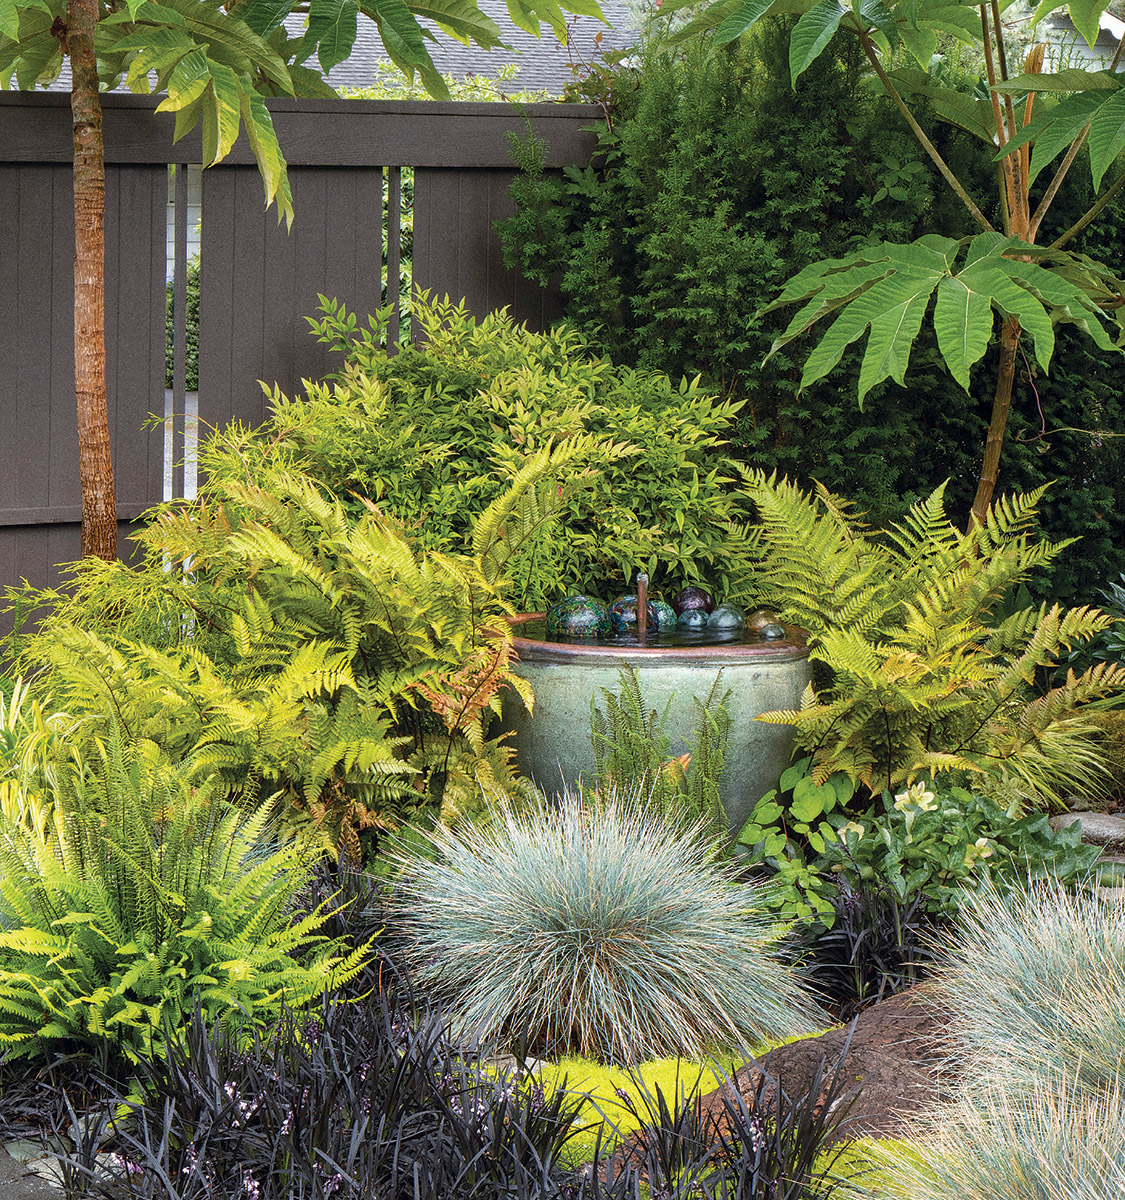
[1,95,596,618]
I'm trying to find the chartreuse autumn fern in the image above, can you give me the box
[744,473,1125,805]
[0,727,369,1067]
[13,441,588,858]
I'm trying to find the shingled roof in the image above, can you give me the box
[320,0,640,95]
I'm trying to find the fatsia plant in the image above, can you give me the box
[745,471,1125,804]
[0,726,369,1067]
[664,0,1125,526]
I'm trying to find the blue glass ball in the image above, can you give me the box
[610,594,660,633]
[546,594,611,639]
[707,603,746,631]
[650,599,678,631]
[677,608,709,631]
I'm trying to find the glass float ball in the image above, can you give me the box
[546,594,611,639]
[759,622,787,640]
[672,586,714,616]
[610,594,660,633]
[677,608,709,631]
[747,608,780,633]
[650,599,678,631]
[708,603,746,631]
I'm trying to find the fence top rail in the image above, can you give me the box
[0,92,602,167]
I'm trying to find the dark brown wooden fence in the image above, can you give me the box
[0,93,597,620]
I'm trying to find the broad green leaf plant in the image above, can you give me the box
[666,0,1125,525]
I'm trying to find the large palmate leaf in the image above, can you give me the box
[764,233,1124,401]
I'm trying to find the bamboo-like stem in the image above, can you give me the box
[1050,167,1125,250]
[981,5,1026,238]
[994,0,1031,236]
[970,316,1022,528]
[859,31,994,232]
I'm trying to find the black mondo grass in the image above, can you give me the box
[58,993,592,1200]
[52,991,866,1200]
[394,792,826,1063]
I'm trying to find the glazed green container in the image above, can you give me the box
[500,615,811,833]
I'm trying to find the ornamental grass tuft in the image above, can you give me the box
[394,791,824,1063]
[928,879,1125,1095]
[870,1076,1125,1200]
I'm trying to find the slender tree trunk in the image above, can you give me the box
[67,0,117,561]
[970,315,1021,527]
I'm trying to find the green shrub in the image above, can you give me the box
[164,253,200,390]
[395,792,824,1063]
[0,729,368,1067]
[300,292,760,609]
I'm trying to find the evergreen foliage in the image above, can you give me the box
[0,727,367,1067]
[589,664,730,842]
[495,31,1125,600]
[743,472,1125,803]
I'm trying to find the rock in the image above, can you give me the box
[1049,811,1125,847]
[759,623,787,640]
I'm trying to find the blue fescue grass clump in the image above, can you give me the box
[868,1077,1125,1200]
[865,881,1125,1200]
[394,792,825,1063]
[928,880,1125,1094]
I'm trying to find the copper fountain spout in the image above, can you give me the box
[637,573,648,642]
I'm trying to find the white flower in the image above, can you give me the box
[893,781,937,812]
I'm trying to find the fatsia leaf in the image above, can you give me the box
[998,90,1104,186]
[789,0,849,86]
[933,275,992,389]
[885,69,996,144]
[766,235,1121,401]
[711,0,774,45]
[1030,0,1115,49]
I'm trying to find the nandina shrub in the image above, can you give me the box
[393,792,825,1063]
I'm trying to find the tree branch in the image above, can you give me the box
[859,30,994,232]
